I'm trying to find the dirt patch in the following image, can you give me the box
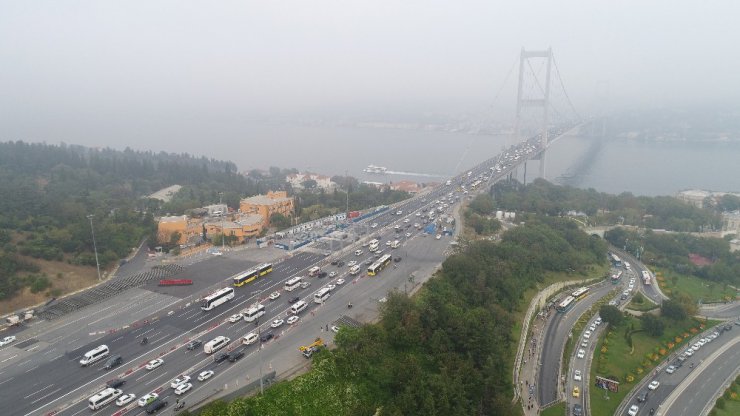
[0,257,99,315]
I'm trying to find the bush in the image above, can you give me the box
[28,274,52,294]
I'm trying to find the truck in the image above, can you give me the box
[299,338,325,358]
[6,310,34,326]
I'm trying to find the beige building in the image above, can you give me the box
[204,213,264,242]
[239,191,294,226]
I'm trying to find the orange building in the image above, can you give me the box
[157,215,204,245]
[239,191,294,226]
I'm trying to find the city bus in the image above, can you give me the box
[609,253,623,268]
[308,266,321,277]
[257,263,273,276]
[556,296,576,313]
[233,268,259,287]
[201,287,235,311]
[367,254,393,276]
[284,276,303,291]
[641,270,652,285]
[368,239,380,252]
[571,287,589,300]
[314,287,331,304]
[242,303,266,322]
[88,387,122,410]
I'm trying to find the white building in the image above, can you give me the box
[286,172,335,191]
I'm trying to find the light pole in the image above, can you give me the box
[87,214,102,281]
[219,192,226,251]
[253,289,265,394]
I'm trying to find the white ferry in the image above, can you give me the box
[363,164,388,174]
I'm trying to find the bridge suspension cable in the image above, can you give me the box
[551,53,581,122]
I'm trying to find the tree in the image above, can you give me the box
[661,299,688,321]
[599,305,623,326]
[270,213,292,230]
[301,179,318,190]
[640,313,665,336]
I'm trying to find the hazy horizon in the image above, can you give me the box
[2,1,739,159]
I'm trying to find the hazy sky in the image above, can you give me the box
[1,1,738,154]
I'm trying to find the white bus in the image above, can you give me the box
[201,287,235,311]
[80,344,110,366]
[314,287,331,304]
[284,276,303,292]
[308,266,321,277]
[290,300,308,314]
[88,387,122,410]
[368,239,380,252]
[242,303,266,322]
[204,336,231,354]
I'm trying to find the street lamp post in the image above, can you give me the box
[219,192,226,251]
[87,214,102,281]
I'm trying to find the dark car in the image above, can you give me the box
[318,272,328,278]
[289,296,300,304]
[393,257,402,263]
[214,352,229,363]
[104,354,123,370]
[637,390,649,403]
[572,404,582,416]
[107,378,126,389]
[330,260,338,265]
[146,399,168,414]
[186,340,203,351]
[260,332,274,343]
[228,350,245,362]
[336,261,345,267]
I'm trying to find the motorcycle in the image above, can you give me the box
[141,337,148,345]
[174,401,185,411]
[347,302,353,309]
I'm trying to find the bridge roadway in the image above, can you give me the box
[0,127,576,415]
[537,280,615,407]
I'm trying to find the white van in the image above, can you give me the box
[204,336,230,354]
[80,345,110,366]
[290,300,308,315]
[349,265,361,275]
[390,240,400,249]
[354,249,363,256]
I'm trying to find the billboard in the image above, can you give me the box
[595,376,619,393]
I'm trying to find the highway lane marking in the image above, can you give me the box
[17,359,32,366]
[1,354,18,363]
[30,387,62,404]
[143,372,170,386]
[113,336,124,342]
[69,407,87,416]
[69,337,80,344]
[23,383,55,399]
[43,348,58,355]
[0,377,14,386]
[24,364,40,373]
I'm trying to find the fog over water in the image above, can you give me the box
[2,1,740,196]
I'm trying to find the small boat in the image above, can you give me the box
[363,165,388,174]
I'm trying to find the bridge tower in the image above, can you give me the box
[513,47,553,179]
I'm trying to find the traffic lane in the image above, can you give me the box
[667,338,740,416]
[628,327,740,415]
[538,282,615,406]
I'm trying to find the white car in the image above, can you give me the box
[271,319,284,328]
[242,332,259,345]
[197,370,215,381]
[371,223,378,228]
[435,234,442,240]
[287,315,300,325]
[581,340,588,348]
[648,380,660,390]
[403,218,410,223]
[174,382,193,395]
[574,370,582,381]
[577,349,586,359]
[116,393,136,407]
[329,271,337,278]
[347,261,357,267]
[137,392,159,407]
[170,375,191,388]
[386,240,392,246]
[665,365,676,374]
[628,404,639,416]
[583,331,592,339]
[378,297,387,303]
[405,232,412,238]
[269,291,280,301]
[145,358,164,370]
[228,313,242,323]
[331,325,340,333]
[0,336,16,346]
[326,284,336,291]
[685,349,694,356]
[336,278,345,285]
[300,281,311,289]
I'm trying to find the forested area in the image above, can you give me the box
[605,227,740,285]
[190,220,606,416]
[492,179,722,232]
[0,141,262,300]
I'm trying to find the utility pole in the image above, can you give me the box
[219,192,226,251]
[345,170,350,214]
[87,214,102,281]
